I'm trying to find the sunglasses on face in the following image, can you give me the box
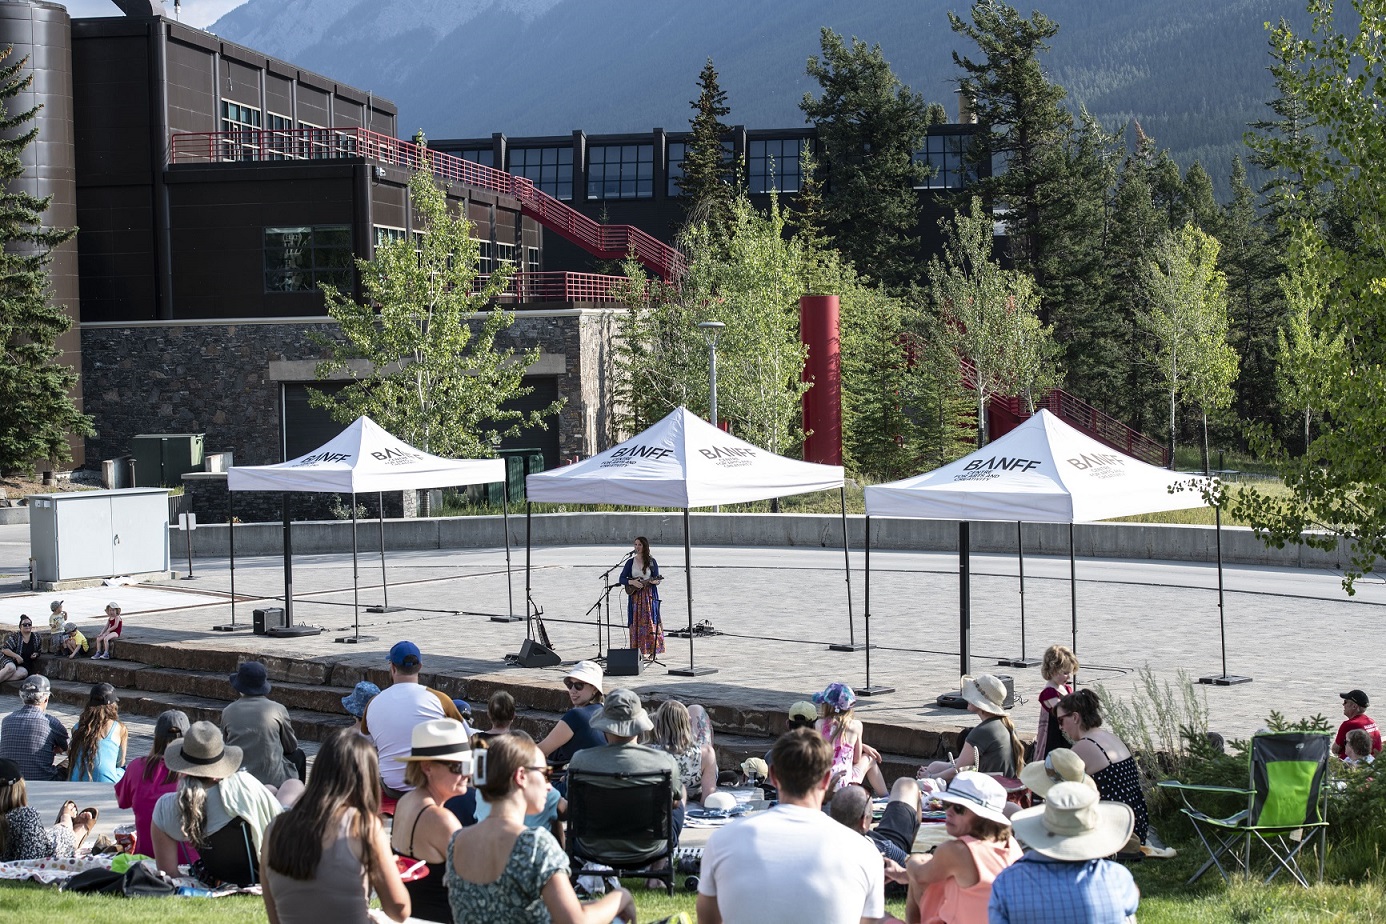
[19,622,31,628]
[441,761,469,775]
[564,679,589,691]
[945,803,970,815]
[524,765,552,781]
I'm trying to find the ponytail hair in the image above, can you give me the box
[998,713,1026,775]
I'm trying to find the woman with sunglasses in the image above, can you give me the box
[537,662,606,788]
[447,732,636,924]
[392,719,473,923]
[1053,689,1150,850]
[901,772,1020,924]
[0,615,41,684]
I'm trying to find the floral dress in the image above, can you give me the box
[445,826,569,924]
[1,807,75,861]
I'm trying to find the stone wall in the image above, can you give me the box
[80,306,626,482]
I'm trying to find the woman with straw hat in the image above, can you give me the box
[392,719,473,922]
[901,771,1021,924]
[988,782,1140,923]
[150,720,299,884]
[921,675,1025,781]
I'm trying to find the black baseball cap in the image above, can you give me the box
[1341,690,1370,708]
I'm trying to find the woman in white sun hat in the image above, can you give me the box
[901,771,1021,924]
[988,782,1140,923]
[920,674,1026,781]
[391,719,474,923]
[537,661,606,789]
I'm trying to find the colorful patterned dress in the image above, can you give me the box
[620,556,665,659]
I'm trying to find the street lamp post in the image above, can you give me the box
[697,321,725,512]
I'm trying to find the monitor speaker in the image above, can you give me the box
[253,607,285,636]
[606,648,644,676]
[516,638,561,668]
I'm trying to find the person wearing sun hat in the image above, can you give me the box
[537,660,607,782]
[391,719,473,922]
[149,720,297,883]
[921,674,1025,782]
[341,681,382,725]
[1019,747,1099,799]
[813,682,887,795]
[988,782,1140,923]
[894,771,1021,923]
[222,660,307,788]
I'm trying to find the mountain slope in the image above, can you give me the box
[209,0,1312,197]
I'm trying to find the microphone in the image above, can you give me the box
[623,549,634,560]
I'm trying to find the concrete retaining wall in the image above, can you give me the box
[173,511,1357,571]
[0,506,28,525]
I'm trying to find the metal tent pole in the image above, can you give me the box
[524,502,533,640]
[490,484,521,622]
[1200,506,1251,685]
[367,491,402,613]
[267,493,321,638]
[1069,522,1078,654]
[669,508,716,676]
[858,514,893,696]
[212,488,248,631]
[829,485,864,651]
[336,492,375,643]
[1000,520,1039,667]
[937,521,971,709]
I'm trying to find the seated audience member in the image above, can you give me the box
[92,601,123,660]
[568,689,683,841]
[815,682,888,795]
[649,699,717,804]
[988,782,1139,924]
[537,661,607,788]
[0,614,42,683]
[0,675,68,781]
[60,621,88,659]
[921,675,1024,781]
[689,703,714,750]
[115,710,190,860]
[364,642,466,797]
[1345,729,1376,767]
[483,690,516,737]
[1054,689,1149,849]
[151,721,300,884]
[453,700,476,734]
[262,728,410,924]
[829,779,922,868]
[1334,689,1382,759]
[340,681,381,729]
[697,727,901,924]
[445,731,636,924]
[1019,748,1098,800]
[68,682,128,783]
[786,701,817,731]
[903,772,1020,924]
[223,661,308,787]
[392,720,472,923]
[0,758,96,861]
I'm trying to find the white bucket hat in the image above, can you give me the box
[1010,781,1135,861]
[932,771,1012,826]
[1020,748,1098,798]
[961,674,1009,716]
[564,660,604,694]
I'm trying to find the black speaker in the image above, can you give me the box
[606,648,644,676]
[516,638,561,668]
[936,674,1016,710]
[253,607,285,636]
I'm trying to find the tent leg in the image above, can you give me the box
[1069,522,1078,655]
[336,492,376,643]
[829,485,865,652]
[367,491,403,614]
[212,489,248,631]
[1000,521,1039,667]
[936,522,970,709]
[267,493,321,638]
[524,503,535,641]
[491,484,521,622]
[669,508,716,676]
[857,515,893,696]
[1200,506,1251,685]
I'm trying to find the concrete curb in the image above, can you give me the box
[0,506,28,525]
[170,511,1358,572]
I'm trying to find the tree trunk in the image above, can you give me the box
[1202,411,1210,475]
[1305,407,1311,456]
[977,392,988,447]
[1169,389,1177,471]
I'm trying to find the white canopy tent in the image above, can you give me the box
[863,410,1243,687]
[227,416,508,641]
[526,406,848,676]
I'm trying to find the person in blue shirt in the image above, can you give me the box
[989,782,1140,924]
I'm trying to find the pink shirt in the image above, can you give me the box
[114,756,196,861]
[918,835,1022,924]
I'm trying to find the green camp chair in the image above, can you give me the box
[1158,732,1331,886]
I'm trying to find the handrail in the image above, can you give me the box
[479,271,627,303]
[168,127,686,281]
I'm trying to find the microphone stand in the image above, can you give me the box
[596,552,630,659]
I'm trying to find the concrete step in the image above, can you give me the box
[45,677,356,743]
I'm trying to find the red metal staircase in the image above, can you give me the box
[169,127,686,281]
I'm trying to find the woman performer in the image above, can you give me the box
[618,536,665,661]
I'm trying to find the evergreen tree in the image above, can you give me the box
[313,169,562,457]
[677,59,733,234]
[0,46,89,474]
[949,1,1071,319]
[1177,162,1222,234]
[800,28,930,291]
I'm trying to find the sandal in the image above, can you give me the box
[54,800,77,826]
[74,806,99,852]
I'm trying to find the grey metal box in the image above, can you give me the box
[28,488,171,582]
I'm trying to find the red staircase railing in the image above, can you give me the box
[168,127,686,281]
[959,361,1167,465]
[479,271,626,303]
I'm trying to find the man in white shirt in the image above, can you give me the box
[362,640,465,796]
[696,727,902,924]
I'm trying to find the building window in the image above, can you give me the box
[476,239,493,275]
[265,225,354,293]
[667,139,734,197]
[914,133,970,189]
[299,120,332,160]
[220,100,262,160]
[266,113,293,160]
[587,144,654,200]
[460,149,495,168]
[748,138,805,194]
[508,146,573,200]
[527,246,540,273]
[495,242,516,268]
[374,225,407,249]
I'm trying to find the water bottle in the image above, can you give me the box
[177,886,215,897]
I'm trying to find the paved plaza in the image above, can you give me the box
[4,520,1382,745]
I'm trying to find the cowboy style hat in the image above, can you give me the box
[164,721,244,779]
[1010,781,1134,862]
[1020,748,1098,798]
[961,674,1010,716]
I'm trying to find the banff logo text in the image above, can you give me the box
[600,444,675,469]
[1065,452,1127,479]
[296,451,352,466]
[371,447,426,467]
[952,456,1041,482]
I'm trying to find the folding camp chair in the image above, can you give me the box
[1158,732,1330,886]
[566,766,676,895]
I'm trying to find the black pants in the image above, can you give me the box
[288,748,308,782]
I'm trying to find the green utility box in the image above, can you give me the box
[131,433,205,487]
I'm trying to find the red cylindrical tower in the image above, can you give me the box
[800,294,841,465]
